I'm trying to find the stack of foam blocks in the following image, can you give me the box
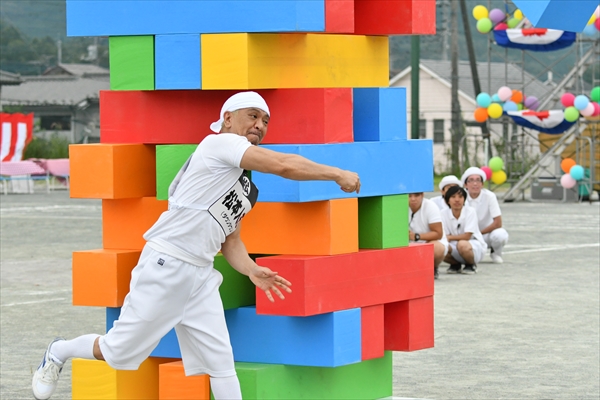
[67,1,436,399]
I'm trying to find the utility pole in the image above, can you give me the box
[450,0,462,173]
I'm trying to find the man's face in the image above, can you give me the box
[408,193,424,212]
[223,107,270,145]
[464,174,483,195]
[441,183,458,196]
[448,192,465,209]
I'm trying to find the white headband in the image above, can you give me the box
[461,167,487,184]
[210,91,270,133]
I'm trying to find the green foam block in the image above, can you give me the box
[359,195,408,249]
[214,254,256,309]
[109,36,155,90]
[156,144,197,200]
[236,352,392,399]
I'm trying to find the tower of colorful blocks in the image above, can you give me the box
[67,1,436,398]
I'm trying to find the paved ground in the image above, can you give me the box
[1,191,599,399]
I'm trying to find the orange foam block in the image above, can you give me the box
[72,249,140,307]
[72,357,176,399]
[103,197,167,250]
[69,144,156,199]
[241,199,357,256]
[385,296,434,352]
[159,361,210,400]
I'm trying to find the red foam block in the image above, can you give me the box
[354,0,436,35]
[362,305,384,360]
[325,0,354,33]
[100,89,352,145]
[256,243,434,316]
[385,296,434,352]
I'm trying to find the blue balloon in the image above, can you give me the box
[574,95,590,111]
[492,94,501,103]
[583,24,598,37]
[503,101,518,112]
[476,93,492,108]
[570,165,585,180]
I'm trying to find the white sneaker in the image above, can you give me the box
[491,253,504,264]
[32,338,65,400]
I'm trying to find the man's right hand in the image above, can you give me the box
[336,170,361,194]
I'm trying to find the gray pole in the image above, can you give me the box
[450,0,461,173]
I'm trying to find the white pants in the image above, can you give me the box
[449,239,485,265]
[99,246,236,377]
[483,228,509,255]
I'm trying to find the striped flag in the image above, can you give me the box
[0,113,34,162]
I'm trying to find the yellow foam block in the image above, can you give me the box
[72,357,176,399]
[201,33,389,89]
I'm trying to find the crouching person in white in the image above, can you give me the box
[441,186,487,274]
[461,167,509,263]
[430,175,463,211]
[408,192,449,280]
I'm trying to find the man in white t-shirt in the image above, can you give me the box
[32,92,361,400]
[431,175,463,211]
[441,186,487,274]
[461,167,509,264]
[408,192,449,279]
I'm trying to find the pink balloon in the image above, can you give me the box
[561,93,575,107]
[480,166,493,180]
[580,102,595,117]
[595,18,600,31]
[498,86,512,102]
[592,102,600,117]
[494,22,508,30]
[560,174,577,189]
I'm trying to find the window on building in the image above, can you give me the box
[40,116,71,131]
[433,119,444,143]
[419,119,426,139]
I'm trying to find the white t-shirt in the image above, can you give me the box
[144,133,254,267]
[430,195,448,211]
[466,188,501,231]
[441,206,487,249]
[409,198,448,247]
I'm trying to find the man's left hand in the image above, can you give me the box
[249,265,292,302]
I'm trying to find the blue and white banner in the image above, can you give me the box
[506,110,575,134]
[493,28,576,51]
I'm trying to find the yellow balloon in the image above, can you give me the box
[472,5,489,20]
[491,170,507,185]
[588,14,597,25]
[514,9,523,20]
[487,103,503,119]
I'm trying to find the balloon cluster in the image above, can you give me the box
[472,5,523,33]
[582,6,600,37]
[480,157,507,185]
[560,87,600,122]
[473,86,537,122]
[560,158,587,189]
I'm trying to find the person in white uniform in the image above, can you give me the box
[441,185,487,274]
[461,167,509,264]
[430,175,463,211]
[32,92,361,400]
[408,192,449,279]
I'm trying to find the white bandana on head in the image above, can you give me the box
[438,175,463,190]
[461,167,487,184]
[210,91,270,133]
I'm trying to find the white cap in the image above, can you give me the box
[210,91,270,133]
[461,167,487,184]
[438,175,463,190]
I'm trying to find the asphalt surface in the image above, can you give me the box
[1,191,598,399]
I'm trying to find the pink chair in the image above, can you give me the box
[45,158,70,191]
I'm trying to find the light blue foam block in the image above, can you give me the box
[512,0,598,32]
[353,88,407,142]
[155,34,201,90]
[226,306,361,367]
[253,140,433,202]
[66,1,325,37]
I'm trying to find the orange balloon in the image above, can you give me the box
[474,107,489,122]
[511,90,523,104]
[560,158,576,173]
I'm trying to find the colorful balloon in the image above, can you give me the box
[574,95,590,111]
[592,102,600,117]
[591,87,600,103]
[472,5,489,20]
[489,156,504,172]
[580,102,595,117]
[503,101,518,112]
[477,18,493,33]
[489,8,505,24]
[474,107,489,123]
[596,5,600,19]
[560,174,577,189]
[583,24,598,37]
[476,92,492,108]
[488,103,503,119]
[524,96,539,110]
[561,158,576,174]
[498,86,512,102]
[491,170,507,185]
[510,90,523,104]
[491,94,501,103]
[561,93,575,107]
[480,166,493,180]
[564,107,580,122]
[514,9,523,20]
[595,18,600,30]
[495,22,508,30]
[570,165,584,181]
[507,17,520,28]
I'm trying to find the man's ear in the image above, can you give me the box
[223,111,233,128]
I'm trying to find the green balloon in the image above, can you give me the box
[477,18,493,33]
[564,106,580,122]
[489,156,504,172]
[591,86,600,103]
[507,17,519,28]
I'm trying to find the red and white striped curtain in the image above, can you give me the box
[0,113,34,162]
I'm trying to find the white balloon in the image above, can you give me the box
[580,102,596,117]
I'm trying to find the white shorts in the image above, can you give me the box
[98,246,235,377]
[448,239,485,265]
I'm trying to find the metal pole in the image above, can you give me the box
[411,36,420,140]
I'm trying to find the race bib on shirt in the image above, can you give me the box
[208,172,258,236]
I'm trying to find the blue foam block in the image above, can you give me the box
[353,88,407,142]
[512,0,598,32]
[253,140,433,202]
[225,306,361,367]
[155,34,201,90]
[106,307,120,333]
[66,1,325,37]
